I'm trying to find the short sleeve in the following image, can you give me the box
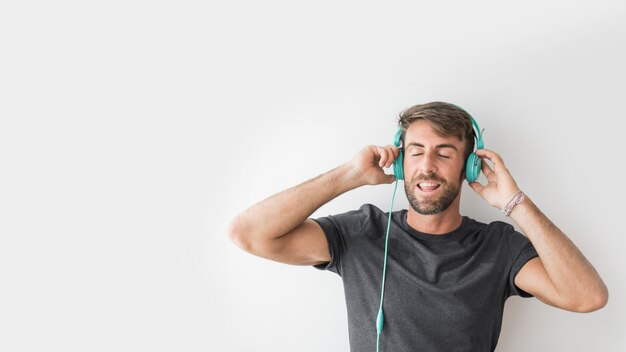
[506,225,539,297]
[310,205,370,276]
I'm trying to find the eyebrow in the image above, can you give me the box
[406,142,459,151]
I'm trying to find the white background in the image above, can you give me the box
[1,1,625,351]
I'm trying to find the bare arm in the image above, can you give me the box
[508,197,608,312]
[227,145,400,264]
[469,148,608,312]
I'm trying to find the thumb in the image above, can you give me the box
[468,181,484,195]
[385,173,397,184]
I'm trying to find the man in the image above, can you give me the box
[228,102,608,351]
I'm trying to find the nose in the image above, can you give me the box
[417,152,438,174]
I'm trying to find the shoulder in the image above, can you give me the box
[462,217,523,243]
[483,220,527,242]
[325,203,384,219]
[341,203,390,220]
[484,220,516,234]
[480,219,533,257]
[462,217,518,236]
[358,203,385,215]
[314,203,382,231]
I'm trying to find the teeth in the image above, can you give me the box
[419,182,439,187]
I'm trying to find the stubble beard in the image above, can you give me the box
[405,173,461,215]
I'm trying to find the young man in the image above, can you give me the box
[228,102,608,351]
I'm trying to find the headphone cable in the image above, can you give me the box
[376,178,399,352]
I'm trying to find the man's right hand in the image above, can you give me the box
[348,145,400,186]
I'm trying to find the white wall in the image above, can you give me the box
[1,1,624,351]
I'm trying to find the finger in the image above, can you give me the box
[475,149,507,173]
[390,145,400,158]
[481,158,494,180]
[468,181,485,195]
[384,173,396,184]
[376,146,387,167]
[385,145,398,168]
[380,147,390,167]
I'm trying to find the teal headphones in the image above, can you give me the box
[392,114,484,182]
[376,109,484,351]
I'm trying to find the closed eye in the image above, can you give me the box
[412,153,450,159]
[411,153,451,159]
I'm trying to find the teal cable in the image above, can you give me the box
[376,179,399,352]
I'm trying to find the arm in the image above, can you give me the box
[469,148,608,312]
[227,145,399,265]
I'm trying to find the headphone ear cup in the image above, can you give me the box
[393,149,404,181]
[465,153,481,182]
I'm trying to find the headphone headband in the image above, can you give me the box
[396,105,483,150]
[470,117,484,150]
[447,103,483,151]
[393,127,403,147]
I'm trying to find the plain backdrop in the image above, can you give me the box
[1,1,625,351]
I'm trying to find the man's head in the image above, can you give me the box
[398,102,476,163]
[398,102,476,215]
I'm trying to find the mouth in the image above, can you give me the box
[416,181,441,193]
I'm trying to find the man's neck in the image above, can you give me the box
[406,204,463,235]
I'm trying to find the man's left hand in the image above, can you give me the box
[468,149,521,210]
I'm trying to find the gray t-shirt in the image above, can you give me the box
[312,203,538,352]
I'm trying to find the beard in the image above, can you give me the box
[405,172,461,215]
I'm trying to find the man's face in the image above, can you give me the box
[403,120,466,215]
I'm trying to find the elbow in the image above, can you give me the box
[589,287,609,312]
[572,286,609,313]
[227,216,251,250]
